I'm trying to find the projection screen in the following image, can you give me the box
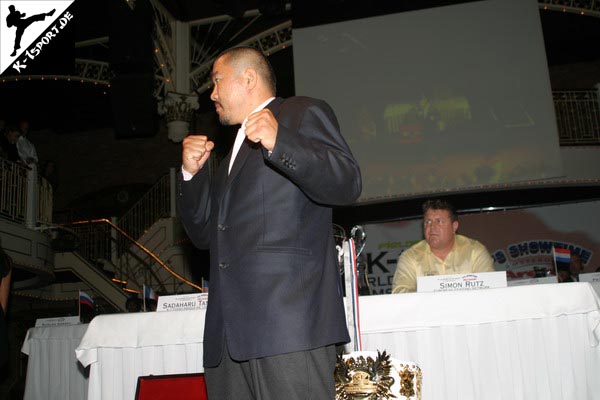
[293,0,563,203]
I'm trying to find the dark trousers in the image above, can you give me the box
[204,342,337,400]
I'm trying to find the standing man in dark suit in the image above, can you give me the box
[178,46,361,399]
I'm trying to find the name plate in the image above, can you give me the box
[580,272,600,298]
[578,272,600,284]
[157,293,208,312]
[507,275,558,286]
[35,316,81,327]
[417,271,507,293]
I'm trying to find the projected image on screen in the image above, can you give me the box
[293,0,563,203]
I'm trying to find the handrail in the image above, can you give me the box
[0,159,52,225]
[539,0,600,17]
[67,218,203,292]
[117,173,171,254]
[0,158,27,223]
[54,219,158,288]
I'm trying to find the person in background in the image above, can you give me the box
[0,244,13,370]
[41,160,59,189]
[144,298,157,312]
[0,125,20,163]
[125,296,142,312]
[178,46,361,399]
[392,199,495,293]
[557,267,573,283]
[16,119,38,166]
[569,253,583,282]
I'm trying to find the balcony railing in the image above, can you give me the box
[553,88,600,145]
[0,160,52,226]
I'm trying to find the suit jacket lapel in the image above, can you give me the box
[211,151,228,204]
[226,139,252,185]
[223,97,284,188]
[267,97,283,117]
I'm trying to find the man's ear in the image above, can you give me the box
[244,68,258,90]
[452,220,459,234]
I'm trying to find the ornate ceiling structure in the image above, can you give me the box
[0,0,598,135]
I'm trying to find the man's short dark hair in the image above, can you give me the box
[216,46,277,95]
[422,199,458,221]
[126,297,141,312]
[4,124,19,134]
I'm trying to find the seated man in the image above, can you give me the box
[392,199,495,293]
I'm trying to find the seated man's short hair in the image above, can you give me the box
[422,199,457,221]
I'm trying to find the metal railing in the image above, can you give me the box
[55,169,193,295]
[553,89,600,145]
[0,159,27,223]
[62,218,202,293]
[0,160,52,225]
[0,163,192,295]
[117,171,173,255]
[539,0,600,16]
[46,167,187,294]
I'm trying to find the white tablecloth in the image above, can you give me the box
[22,324,89,400]
[75,310,205,400]
[358,282,600,400]
[591,281,600,299]
[75,282,600,400]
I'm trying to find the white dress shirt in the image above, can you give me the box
[182,97,275,181]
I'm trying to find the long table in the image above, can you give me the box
[75,309,205,400]
[22,323,89,400]
[359,282,600,400]
[75,282,600,400]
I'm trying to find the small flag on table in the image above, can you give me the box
[143,284,158,311]
[78,290,94,321]
[79,290,94,308]
[553,247,571,280]
[553,247,571,264]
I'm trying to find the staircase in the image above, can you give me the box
[4,166,203,311]
[54,252,129,311]
[51,168,203,308]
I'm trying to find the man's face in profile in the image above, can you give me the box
[210,57,247,126]
[423,209,458,251]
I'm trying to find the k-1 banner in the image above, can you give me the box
[363,200,600,295]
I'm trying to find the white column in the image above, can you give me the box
[25,165,38,228]
[160,20,197,142]
[174,20,190,94]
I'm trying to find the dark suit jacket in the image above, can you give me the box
[178,96,362,367]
